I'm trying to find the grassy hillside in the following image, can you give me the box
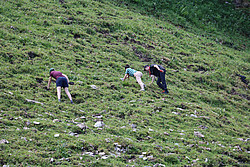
[0,0,249,166]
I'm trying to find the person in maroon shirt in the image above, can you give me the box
[47,68,73,103]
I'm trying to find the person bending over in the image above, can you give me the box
[123,64,145,91]
[144,64,169,94]
[47,68,73,103]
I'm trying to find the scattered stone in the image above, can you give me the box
[8,92,13,95]
[99,152,105,156]
[174,143,180,146]
[139,155,144,158]
[3,165,9,167]
[77,123,87,129]
[76,81,83,84]
[147,155,154,159]
[92,114,102,119]
[50,158,54,162]
[180,133,185,136]
[188,144,195,147]
[190,114,198,118]
[200,146,211,151]
[198,116,210,119]
[90,85,98,89]
[237,138,249,142]
[131,124,137,129]
[0,139,9,144]
[154,107,162,112]
[198,125,208,129]
[21,137,28,142]
[194,131,205,138]
[69,132,76,136]
[169,129,174,132]
[218,144,225,148]
[101,155,109,159]
[105,138,110,143]
[80,116,86,119]
[149,128,154,132]
[94,121,104,128]
[192,159,199,163]
[53,119,61,122]
[143,157,148,160]
[26,99,44,105]
[83,152,95,156]
[33,121,40,125]
[153,163,166,167]
[164,132,170,136]
[172,112,179,115]
[54,134,60,137]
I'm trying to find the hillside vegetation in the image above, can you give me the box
[0,0,249,166]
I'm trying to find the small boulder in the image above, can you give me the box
[94,121,104,128]
[194,131,205,138]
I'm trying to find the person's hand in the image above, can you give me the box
[159,70,164,73]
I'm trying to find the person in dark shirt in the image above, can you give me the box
[144,64,169,94]
[47,68,73,103]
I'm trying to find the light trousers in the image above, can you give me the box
[134,71,144,90]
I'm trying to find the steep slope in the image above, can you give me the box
[0,0,249,166]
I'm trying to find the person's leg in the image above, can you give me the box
[65,87,73,103]
[160,72,167,90]
[157,77,164,90]
[159,71,169,93]
[135,72,144,90]
[57,86,61,102]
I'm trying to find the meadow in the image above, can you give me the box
[0,0,249,166]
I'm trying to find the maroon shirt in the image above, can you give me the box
[50,71,64,80]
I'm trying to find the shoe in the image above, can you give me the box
[70,100,74,104]
[140,89,145,91]
[58,99,61,102]
[162,90,168,94]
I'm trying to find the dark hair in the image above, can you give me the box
[144,65,149,71]
[125,64,130,70]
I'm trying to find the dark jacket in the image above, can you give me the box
[150,64,165,77]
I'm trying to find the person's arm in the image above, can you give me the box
[62,74,69,83]
[149,75,155,85]
[123,74,129,81]
[153,65,164,72]
[47,76,52,89]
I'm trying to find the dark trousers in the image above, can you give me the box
[157,70,167,91]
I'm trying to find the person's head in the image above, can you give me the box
[144,65,150,71]
[49,68,55,74]
[125,64,130,70]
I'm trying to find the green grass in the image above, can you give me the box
[0,0,249,166]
